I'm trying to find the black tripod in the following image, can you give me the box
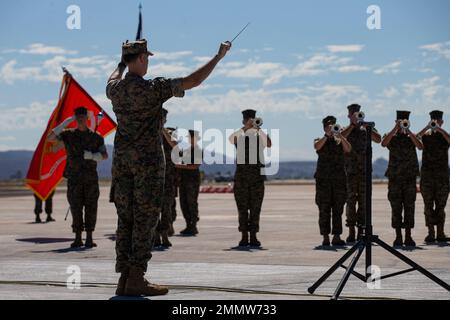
[308,122,450,300]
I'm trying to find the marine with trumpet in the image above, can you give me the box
[229,109,272,247]
[153,108,177,248]
[381,111,423,247]
[314,116,352,246]
[416,110,450,243]
[341,104,381,244]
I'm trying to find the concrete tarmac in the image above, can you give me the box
[0,184,449,300]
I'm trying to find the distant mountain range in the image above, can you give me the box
[0,145,391,181]
[0,146,115,181]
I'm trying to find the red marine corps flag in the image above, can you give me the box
[26,69,117,200]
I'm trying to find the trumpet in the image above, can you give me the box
[355,111,365,123]
[429,120,439,131]
[331,124,342,135]
[252,117,263,129]
[400,119,410,130]
[164,127,180,142]
[95,111,104,132]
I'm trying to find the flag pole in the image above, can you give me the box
[136,3,143,40]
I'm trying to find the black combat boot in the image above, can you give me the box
[191,223,199,235]
[85,231,97,248]
[249,232,261,247]
[332,234,346,246]
[161,231,172,248]
[71,231,83,248]
[180,223,197,236]
[404,228,416,247]
[46,214,55,222]
[180,223,192,235]
[436,223,450,242]
[424,225,436,243]
[393,228,403,247]
[153,231,162,247]
[322,234,330,246]
[168,224,175,237]
[239,232,249,247]
[35,214,42,223]
[356,226,363,241]
[346,226,356,244]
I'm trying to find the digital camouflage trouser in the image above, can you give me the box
[345,173,366,228]
[157,183,176,233]
[388,177,417,229]
[171,194,177,223]
[234,169,265,233]
[179,171,200,226]
[315,178,346,235]
[112,155,165,273]
[420,174,449,227]
[67,178,99,233]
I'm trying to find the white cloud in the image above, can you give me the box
[164,84,367,117]
[0,100,56,131]
[149,63,191,77]
[18,43,78,55]
[0,54,117,83]
[190,84,225,92]
[335,65,370,73]
[382,87,399,98]
[402,76,442,99]
[374,61,402,75]
[366,80,450,118]
[0,136,16,142]
[215,51,369,81]
[152,51,193,61]
[217,61,288,86]
[292,54,353,76]
[220,61,245,69]
[0,60,42,84]
[420,41,450,59]
[327,45,365,53]
[192,56,211,64]
[416,68,434,73]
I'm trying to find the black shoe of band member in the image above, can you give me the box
[249,232,261,247]
[331,235,346,246]
[239,232,249,247]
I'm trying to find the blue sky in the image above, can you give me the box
[0,0,449,160]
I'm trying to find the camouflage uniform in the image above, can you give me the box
[314,136,347,236]
[385,133,420,229]
[232,129,266,233]
[179,146,202,228]
[58,129,105,233]
[156,135,177,233]
[420,131,449,227]
[172,168,180,223]
[344,126,369,228]
[106,72,184,273]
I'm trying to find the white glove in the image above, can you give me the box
[84,150,93,160]
[92,152,104,162]
[52,116,76,136]
[84,150,104,162]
